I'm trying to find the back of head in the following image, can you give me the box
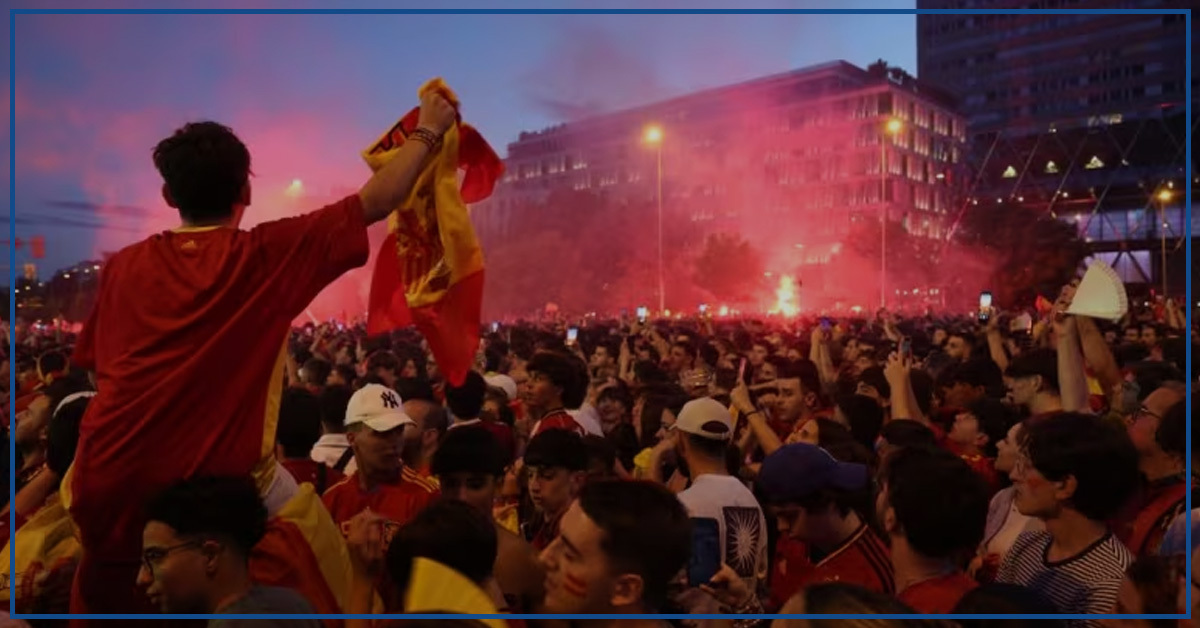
[836,394,885,452]
[953,583,1063,628]
[319,385,354,434]
[277,387,322,458]
[880,446,989,560]
[144,476,267,561]
[432,426,511,478]
[153,121,251,224]
[1020,412,1139,521]
[396,377,437,404]
[879,420,938,450]
[387,498,497,593]
[577,480,690,611]
[445,371,487,421]
[47,395,90,477]
[778,582,940,628]
[301,358,332,388]
[525,428,588,472]
[1004,348,1060,395]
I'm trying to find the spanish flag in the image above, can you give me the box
[0,491,82,613]
[363,78,502,387]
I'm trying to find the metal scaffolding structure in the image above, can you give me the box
[947,108,1196,295]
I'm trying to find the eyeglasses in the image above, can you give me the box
[1133,406,1162,423]
[141,541,202,575]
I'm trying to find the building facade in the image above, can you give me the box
[917,0,1196,295]
[475,60,968,270]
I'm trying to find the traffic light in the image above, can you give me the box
[30,236,45,259]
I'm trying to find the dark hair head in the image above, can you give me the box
[857,366,891,400]
[953,583,1063,628]
[37,350,68,377]
[318,385,353,434]
[153,121,251,223]
[527,351,587,409]
[524,428,588,472]
[144,476,267,560]
[445,371,487,421]
[836,394,885,453]
[395,377,437,404]
[1019,412,1139,521]
[46,395,89,477]
[794,582,922,616]
[387,498,497,592]
[277,388,322,458]
[301,358,332,387]
[367,351,402,375]
[432,426,511,478]
[879,420,938,450]
[880,446,989,560]
[1005,348,1060,395]
[965,397,1017,458]
[577,480,690,611]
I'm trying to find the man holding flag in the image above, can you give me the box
[66,87,458,623]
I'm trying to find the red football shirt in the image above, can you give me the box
[322,474,439,530]
[793,523,894,595]
[898,571,978,613]
[69,195,369,562]
[531,409,586,438]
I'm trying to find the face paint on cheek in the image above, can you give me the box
[1023,475,1048,491]
[563,572,589,598]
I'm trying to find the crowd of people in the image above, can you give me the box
[0,88,1197,628]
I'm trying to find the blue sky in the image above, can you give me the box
[3,2,916,274]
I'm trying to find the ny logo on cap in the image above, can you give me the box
[381,390,400,409]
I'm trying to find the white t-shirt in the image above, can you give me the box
[675,473,768,623]
[568,405,605,437]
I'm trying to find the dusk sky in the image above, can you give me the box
[3,1,916,275]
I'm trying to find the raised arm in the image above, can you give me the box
[358,91,457,225]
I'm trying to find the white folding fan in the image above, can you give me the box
[1066,260,1128,322]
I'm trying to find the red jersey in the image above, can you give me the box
[960,454,1000,494]
[323,473,438,612]
[773,524,894,605]
[68,196,369,562]
[322,474,439,531]
[1114,475,1196,557]
[531,409,586,438]
[898,572,978,613]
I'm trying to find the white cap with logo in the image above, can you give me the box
[345,384,415,432]
[671,397,734,441]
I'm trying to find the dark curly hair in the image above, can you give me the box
[1018,412,1139,521]
[144,476,267,560]
[880,445,989,560]
[153,121,251,224]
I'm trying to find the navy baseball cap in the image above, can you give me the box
[758,443,869,504]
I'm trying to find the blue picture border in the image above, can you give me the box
[4,4,1195,624]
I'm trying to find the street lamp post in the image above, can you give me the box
[1157,189,1172,297]
[880,117,902,309]
[644,125,665,313]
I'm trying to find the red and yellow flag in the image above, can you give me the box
[363,78,502,387]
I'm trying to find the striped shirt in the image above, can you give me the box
[793,523,894,596]
[996,530,1132,625]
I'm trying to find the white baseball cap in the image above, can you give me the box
[484,374,518,401]
[345,384,415,432]
[671,397,734,441]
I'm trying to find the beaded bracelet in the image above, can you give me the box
[409,127,443,150]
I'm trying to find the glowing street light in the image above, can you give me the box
[643,126,663,145]
[286,178,305,197]
[1157,189,1173,202]
[643,125,665,312]
[885,118,903,135]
